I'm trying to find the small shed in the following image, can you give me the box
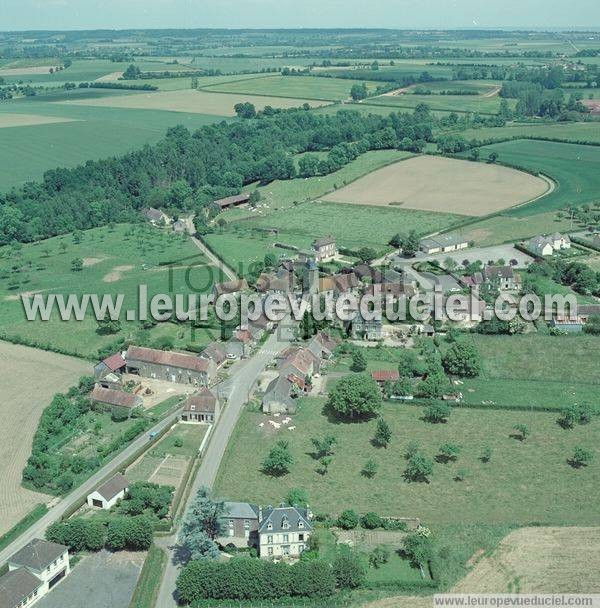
[87,473,129,510]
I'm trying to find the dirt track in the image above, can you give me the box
[0,341,89,535]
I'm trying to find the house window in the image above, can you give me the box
[191,405,195,411]
[282,517,289,530]
[267,535,273,544]
[283,534,289,543]
[244,520,250,529]
[282,545,290,556]
[228,520,234,536]
[268,547,273,555]
[298,521,304,529]
[299,533,304,541]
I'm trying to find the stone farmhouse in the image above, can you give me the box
[180,388,220,423]
[218,502,260,549]
[311,236,338,262]
[1,539,70,608]
[87,473,129,510]
[124,345,216,386]
[89,385,142,419]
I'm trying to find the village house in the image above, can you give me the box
[213,279,249,299]
[226,328,255,359]
[87,473,129,510]
[218,502,260,549]
[461,265,521,291]
[89,385,142,419]
[5,539,70,606]
[255,270,295,295]
[124,345,216,386]
[262,374,299,414]
[350,309,383,341]
[199,342,228,368]
[419,234,469,255]
[317,272,359,298]
[180,388,220,423]
[94,353,126,387]
[311,236,338,262]
[172,219,187,234]
[213,193,251,210]
[527,233,571,257]
[141,207,168,226]
[549,304,600,332]
[258,505,313,559]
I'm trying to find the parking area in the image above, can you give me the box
[37,550,145,608]
[414,243,534,268]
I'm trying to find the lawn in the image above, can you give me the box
[129,544,167,608]
[0,99,226,189]
[214,397,600,524]
[201,74,381,101]
[0,223,223,357]
[461,139,600,216]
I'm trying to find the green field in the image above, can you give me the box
[201,74,381,101]
[215,396,600,524]
[466,139,600,216]
[364,93,515,115]
[0,224,222,356]
[0,99,226,189]
[453,121,600,145]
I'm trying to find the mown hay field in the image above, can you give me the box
[323,155,549,216]
[58,89,328,116]
[0,341,89,536]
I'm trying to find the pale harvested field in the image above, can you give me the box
[322,156,549,216]
[0,341,89,535]
[364,526,600,608]
[0,113,78,129]
[453,527,600,594]
[0,65,59,75]
[94,70,123,82]
[57,89,327,116]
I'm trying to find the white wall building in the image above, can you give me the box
[86,473,129,510]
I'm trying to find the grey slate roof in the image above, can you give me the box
[223,502,259,520]
[94,473,129,502]
[258,506,312,534]
[0,568,43,608]
[9,538,67,571]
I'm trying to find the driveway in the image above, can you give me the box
[36,550,144,608]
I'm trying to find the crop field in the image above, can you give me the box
[0,224,223,357]
[322,155,549,216]
[364,93,516,115]
[59,88,327,115]
[201,74,381,101]
[464,140,600,216]
[0,100,225,189]
[215,396,600,524]
[0,341,89,536]
[453,527,600,593]
[454,120,600,145]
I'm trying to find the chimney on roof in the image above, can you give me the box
[258,506,263,523]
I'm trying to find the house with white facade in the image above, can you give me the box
[258,505,313,559]
[311,236,338,262]
[87,473,129,510]
[3,539,70,607]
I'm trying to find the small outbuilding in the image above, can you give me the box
[87,473,129,510]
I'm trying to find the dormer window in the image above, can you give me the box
[267,522,273,530]
[282,516,290,530]
[298,521,304,529]
[191,405,195,411]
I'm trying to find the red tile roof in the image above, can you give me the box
[101,353,126,372]
[371,370,400,383]
[183,388,218,413]
[125,346,210,373]
[90,386,139,408]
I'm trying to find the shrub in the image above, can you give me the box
[361,512,383,529]
[332,551,366,589]
[337,509,359,530]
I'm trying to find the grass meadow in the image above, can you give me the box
[0,224,223,357]
[364,93,516,115]
[214,396,600,525]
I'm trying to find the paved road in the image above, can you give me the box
[191,235,237,282]
[156,327,293,607]
[0,408,183,567]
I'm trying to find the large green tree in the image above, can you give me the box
[327,374,383,420]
